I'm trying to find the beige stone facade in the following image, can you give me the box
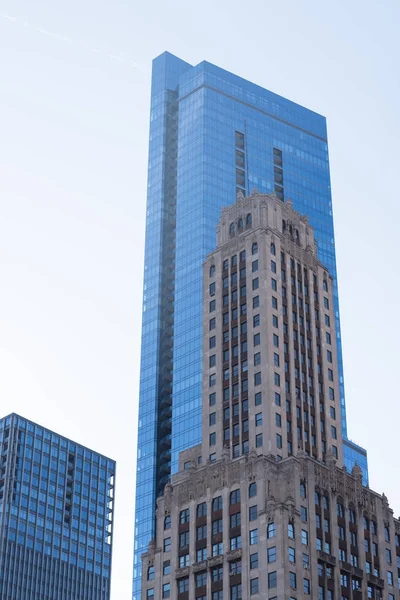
[143,452,400,599]
[202,191,342,466]
[142,192,400,600]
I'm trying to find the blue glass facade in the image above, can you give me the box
[134,52,368,599]
[0,413,115,599]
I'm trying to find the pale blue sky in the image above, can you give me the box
[1,1,399,597]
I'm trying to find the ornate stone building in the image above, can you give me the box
[141,192,400,600]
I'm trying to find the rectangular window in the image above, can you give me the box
[289,572,296,589]
[268,571,277,589]
[196,502,207,518]
[163,537,171,552]
[230,512,241,528]
[250,552,258,569]
[230,536,241,550]
[249,505,257,521]
[268,546,277,563]
[163,561,170,576]
[267,523,276,538]
[250,578,259,595]
[179,531,189,548]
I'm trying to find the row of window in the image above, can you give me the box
[147,571,310,598]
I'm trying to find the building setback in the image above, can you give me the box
[141,192,399,600]
[134,51,367,600]
[0,413,115,600]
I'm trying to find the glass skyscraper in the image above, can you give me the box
[0,413,115,599]
[134,51,367,599]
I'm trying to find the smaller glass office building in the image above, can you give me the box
[0,413,115,599]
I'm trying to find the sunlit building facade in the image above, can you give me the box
[134,51,367,599]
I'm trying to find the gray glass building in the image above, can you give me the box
[133,51,367,599]
[0,413,115,599]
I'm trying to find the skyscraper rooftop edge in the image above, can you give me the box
[153,51,327,139]
[0,412,116,464]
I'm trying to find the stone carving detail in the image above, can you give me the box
[164,483,173,512]
[285,497,296,521]
[226,548,242,562]
[177,483,190,505]
[247,450,257,481]
[175,566,190,578]
[266,499,276,523]
[195,476,206,498]
[208,555,223,568]
[192,560,207,573]
[382,493,391,521]
[228,462,241,485]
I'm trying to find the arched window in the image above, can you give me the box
[147,566,155,581]
[252,242,258,255]
[384,526,390,542]
[282,219,286,232]
[348,505,357,524]
[229,222,235,236]
[246,213,252,227]
[249,482,257,498]
[300,481,306,498]
[238,218,244,230]
[296,229,299,240]
[289,224,293,235]
[323,280,328,292]
[270,242,276,256]
[230,489,241,505]
[164,515,171,530]
[209,264,215,277]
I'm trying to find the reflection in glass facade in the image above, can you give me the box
[133,51,368,599]
[0,413,115,599]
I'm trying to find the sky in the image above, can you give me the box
[0,0,399,597]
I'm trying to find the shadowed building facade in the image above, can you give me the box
[141,193,399,600]
[0,413,115,600]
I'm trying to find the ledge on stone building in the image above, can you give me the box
[317,550,336,566]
